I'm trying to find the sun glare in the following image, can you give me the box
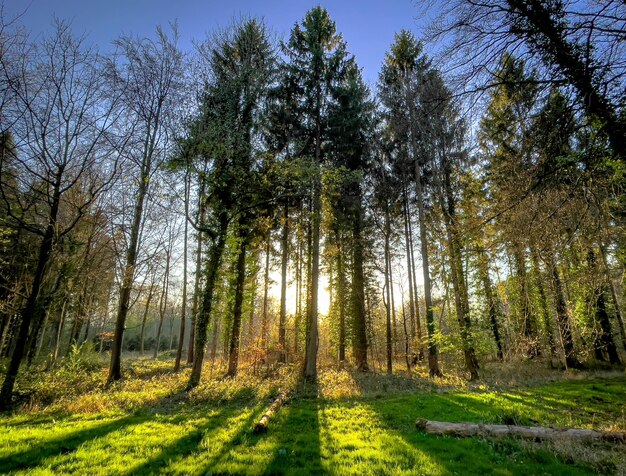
[268,270,331,317]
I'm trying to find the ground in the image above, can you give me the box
[0,355,625,475]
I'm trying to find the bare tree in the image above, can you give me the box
[0,20,121,408]
[106,25,184,384]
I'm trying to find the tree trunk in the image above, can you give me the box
[278,200,289,364]
[294,213,303,355]
[406,194,424,360]
[139,282,155,355]
[209,310,220,370]
[414,164,442,377]
[227,230,248,378]
[304,102,321,380]
[261,235,271,357]
[389,251,398,356]
[513,242,539,357]
[80,308,92,346]
[27,258,71,366]
[53,300,67,362]
[175,177,190,372]
[477,247,504,360]
[530,248,556,356]
[440,159,479,380]
[351,192,368,371]
[593,289,622,365]
[406,76,442,376]
[586,249,621,365]
[108,157,151,384]
[599,244,626,352]
[154,248,171,359]
[187,185,206,365]
[0,181,60,409]
[546,249,582,369]
[253,393,288,434]
[187,212,228,390]
[383,220,393,374]
[402,187,416,360]
[416,419,626,442]
[384,202,393,375]
[336,238,347,363]
[401,297,411,371]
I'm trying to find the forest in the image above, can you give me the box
[0,1,625,474]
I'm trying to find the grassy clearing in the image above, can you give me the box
[0,358,624,475]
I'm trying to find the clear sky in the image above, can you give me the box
[4,0,431,86]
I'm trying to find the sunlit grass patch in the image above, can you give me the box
[1,358,625,475]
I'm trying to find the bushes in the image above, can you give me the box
[65,342,103,372]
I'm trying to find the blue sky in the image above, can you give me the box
[4,0,433,86]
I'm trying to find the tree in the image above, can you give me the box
[379,30,443,377]
[281,7,349,379]
[478,53,542,357]
[327,63,374,371]
[430,77,480,380]
[186,18,275,386]
[0,21,121,407]
[106,25,184,384]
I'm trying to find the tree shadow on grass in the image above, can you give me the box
[258,380,322,475]
[0,391,194,473]
[122,405,249,476]
[1,410,72,428]
[196,404,268,474]
[0,413,146,473]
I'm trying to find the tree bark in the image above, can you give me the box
[304,95,322,380]
[139,282,155,355]
[384,201,393,375]
[187,212,228,390]
[53,300,67,362]
[351,192,368,371]
[336,237,347,363]
[530,248,556,356]
[406,75,442,376]
[278,200,289,364]
[406,193,424,360]
[402,187,416,361]
[226,229,248,378]
[108,155,151,384]
[153,248,171,359]
[261,235,271,357]
[477,247,504,360]
[175,178,190,371]
[416,419,626,442]
[414,163,442,377]
[294,212,303,355]
[187,184,206,365]
[440,156,479,380]
[593,289,622,365]
[545,249,582,369]
[599,244,626,352]
[253,393,288,434]
[513,242,539,357]
[0,179,60,409]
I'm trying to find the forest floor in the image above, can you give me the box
[0,354,625,475]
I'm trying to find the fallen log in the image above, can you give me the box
[253,393,288,434]
[415,419,626,443]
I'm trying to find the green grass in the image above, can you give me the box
[0,361,625,475]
